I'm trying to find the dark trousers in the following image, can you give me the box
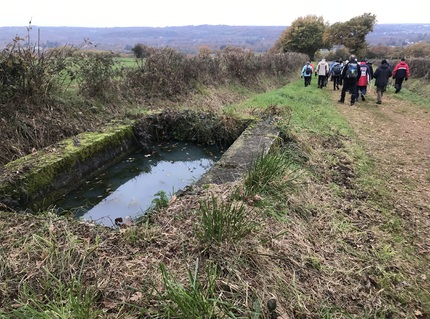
[394,78,405,92]
[304,76,311,86]
[340,80,357,104]
[317,75,326,88]
[332,76,341,89]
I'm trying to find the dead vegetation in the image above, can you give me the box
[1,104,429,317]
[1,43,430,317]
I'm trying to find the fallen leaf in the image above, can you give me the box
[130,291,143,302]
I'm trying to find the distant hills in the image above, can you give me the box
[1,24,429,54]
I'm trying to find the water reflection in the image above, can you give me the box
[56,141,222,226]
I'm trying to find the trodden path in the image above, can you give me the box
[331,86,430,255]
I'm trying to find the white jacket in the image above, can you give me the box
[316,59,329,76]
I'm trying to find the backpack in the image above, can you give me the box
[345,62,358,79]
[332,63,341,76]
[305,66,312,75]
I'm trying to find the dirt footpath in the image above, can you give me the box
[333,88,430,254]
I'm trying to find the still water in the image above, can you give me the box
[56,141,222,227]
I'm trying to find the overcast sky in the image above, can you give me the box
[1,0,429,28]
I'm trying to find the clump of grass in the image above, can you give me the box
[242,146,302,198]
[195,195,256,246]
[157,258,236,318]
[2,269,101,319]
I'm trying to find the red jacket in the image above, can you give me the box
[357,62,370,87]
[392,61,410,79]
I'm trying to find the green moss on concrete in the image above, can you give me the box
[0,110,254,212]
[0,120,136,210]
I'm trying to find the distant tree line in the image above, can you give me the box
[270,13,430,61]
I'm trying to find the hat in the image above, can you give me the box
[382,59,387,64]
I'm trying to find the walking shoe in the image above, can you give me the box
[376,101,382,105]
[395,89,400,93]
[338,100,344,104]
[361,95,366,101]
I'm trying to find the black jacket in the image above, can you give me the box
[373,63,392,87]
[341,60,358,83]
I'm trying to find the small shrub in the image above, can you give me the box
[73,51,123,101]
[0,37,75,105]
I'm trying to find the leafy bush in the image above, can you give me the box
[0,37,74,105]
[124,47,196,100]
[407,57,430,80]
[73,51,124,101]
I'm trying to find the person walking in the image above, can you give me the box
[330,59,342,90]
[301,61,313,87]
[316,58,329,88]
[357,58,371,101]
[338,55,359,106]
[392,58,410,93]
[366,59,374,81]
[373,59,392,105]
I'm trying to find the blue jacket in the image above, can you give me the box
[301,64,313,77]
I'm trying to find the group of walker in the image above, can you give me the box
[301,55,410,106]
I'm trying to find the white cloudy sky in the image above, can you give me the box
[1,0,429,28]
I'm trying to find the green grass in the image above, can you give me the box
[243,146,302,199]
[157,259,241,318]
[1,269,101,319]
[230,80,354,138]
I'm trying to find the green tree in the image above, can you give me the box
[324,13,376,56]
[272,15,327,60]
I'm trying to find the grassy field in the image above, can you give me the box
[0,77,429,318]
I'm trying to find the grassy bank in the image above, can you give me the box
[1,78,429,318]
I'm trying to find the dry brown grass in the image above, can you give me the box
[1,74,430,318]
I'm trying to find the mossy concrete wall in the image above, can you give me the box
[0,111,266,213]
[0,120,137,211]
[197,119,281,185]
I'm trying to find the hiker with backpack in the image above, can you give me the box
[338,55,359,106]
[330,59,342,90]
[301,61,313,87]
[373,59,392,105]
[357,58,371,101]
[316,58,329,89]
[392,58,410,93]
